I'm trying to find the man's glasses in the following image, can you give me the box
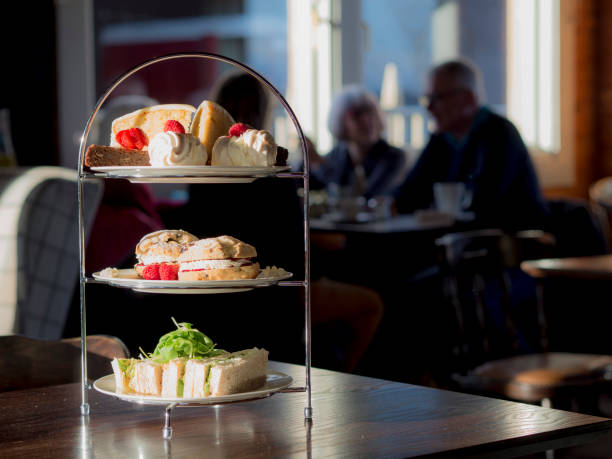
[418,89,465,108]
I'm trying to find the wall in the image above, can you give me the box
[595,0,612,178]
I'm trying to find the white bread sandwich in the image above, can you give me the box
[183,348,268,398]
[130,360,163,396]
[111,358,138,394]
[177,235,261,281]
[161,358,187,397]
[110,320,267,398]
[207,348,269,396]
[111,358,163,396]
[134,229,198,280]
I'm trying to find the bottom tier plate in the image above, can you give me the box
[93,371,293,406]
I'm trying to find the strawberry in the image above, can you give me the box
[163,120,186,134]
[116,128,148,150]
[142,264,161,280]
[159,263,179,280]
[228,123,251,137]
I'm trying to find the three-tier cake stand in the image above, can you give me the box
[76,53,311,438]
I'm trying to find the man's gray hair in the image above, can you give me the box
[431,59,486,103]
[327,84,384,140]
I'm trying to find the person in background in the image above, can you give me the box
[309,85,409,199]
[394,59,548,231]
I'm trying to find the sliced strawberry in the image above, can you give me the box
[142,264,161,280]
[163,120,186,134]
[228,123,251,137]
[159,263,179,280]
[116,128,148,150]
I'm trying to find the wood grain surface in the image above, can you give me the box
[521,254,612,280]
[0,361,610,458]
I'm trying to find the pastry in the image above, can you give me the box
[148,131,208,166]
[177,235,260,281]
[134,229,199,280]
[110,104,196,149]
[84,144,151,167]
[189,100,235,163]
[211,124,286,167]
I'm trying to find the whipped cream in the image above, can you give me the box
[212,129,277,166]
[179,258,252,272]
[148,132,208,166]
[139,254,179,265]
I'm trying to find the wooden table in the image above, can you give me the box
[521,254,612,280]
[310,213,461,234]
[0,362,610,458]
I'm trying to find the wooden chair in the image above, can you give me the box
[589,176,612,250]
[0,334,129,392]
[435,229,612,410]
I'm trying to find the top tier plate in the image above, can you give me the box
[89,165,291,183]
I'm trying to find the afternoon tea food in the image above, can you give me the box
[84,144,151,167]
[84,98,289,168]
[177,235,261,281]
[110,104,196,149]
[212,125,281,167]
[148,131,208,166]
[111,319,268,398]
[132,231,261,281]
[189,100,236,163]
[134,229,198,280]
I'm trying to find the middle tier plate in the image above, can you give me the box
[92,268,293,294]
[90,165,291,183]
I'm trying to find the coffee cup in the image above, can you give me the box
[433,182,469,216]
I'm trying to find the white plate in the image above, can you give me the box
[92,268,293,294]
[90,165,291,183]
[93,371,293,406]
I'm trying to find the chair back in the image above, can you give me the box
[0,167,102,338]
[435,229,556,373]
[0,334,128,392]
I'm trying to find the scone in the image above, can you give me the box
[134,229,199,280]
[189,100,235,164]
[178,235,260,281]
[110,104,196,149]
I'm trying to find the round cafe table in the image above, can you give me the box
[521,254,612,280]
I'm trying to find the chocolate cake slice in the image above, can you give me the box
[85,145,151,167]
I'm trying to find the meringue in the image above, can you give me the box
[148,132,208,166]
[211,129,277,167]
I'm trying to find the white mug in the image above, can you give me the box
[433,182,470,216]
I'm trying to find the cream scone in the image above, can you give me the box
[178,235,260,281]
[110,104,196,149]
[135,229,199,280]
[189,100,235,164]
[211,128,279,166]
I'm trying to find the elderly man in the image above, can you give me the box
[395,60,548,231]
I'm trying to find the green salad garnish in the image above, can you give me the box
[143,318,222,363]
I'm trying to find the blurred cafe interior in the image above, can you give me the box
[2,0,612,456]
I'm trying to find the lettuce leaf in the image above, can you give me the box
[148,318,220,363]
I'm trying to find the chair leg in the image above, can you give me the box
[473,274,489,355]
[535,281,549,351]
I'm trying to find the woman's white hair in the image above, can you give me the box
[327,84,384,140]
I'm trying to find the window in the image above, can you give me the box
[507,0,561,154]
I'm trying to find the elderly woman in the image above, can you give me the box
[310,85,408,199]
